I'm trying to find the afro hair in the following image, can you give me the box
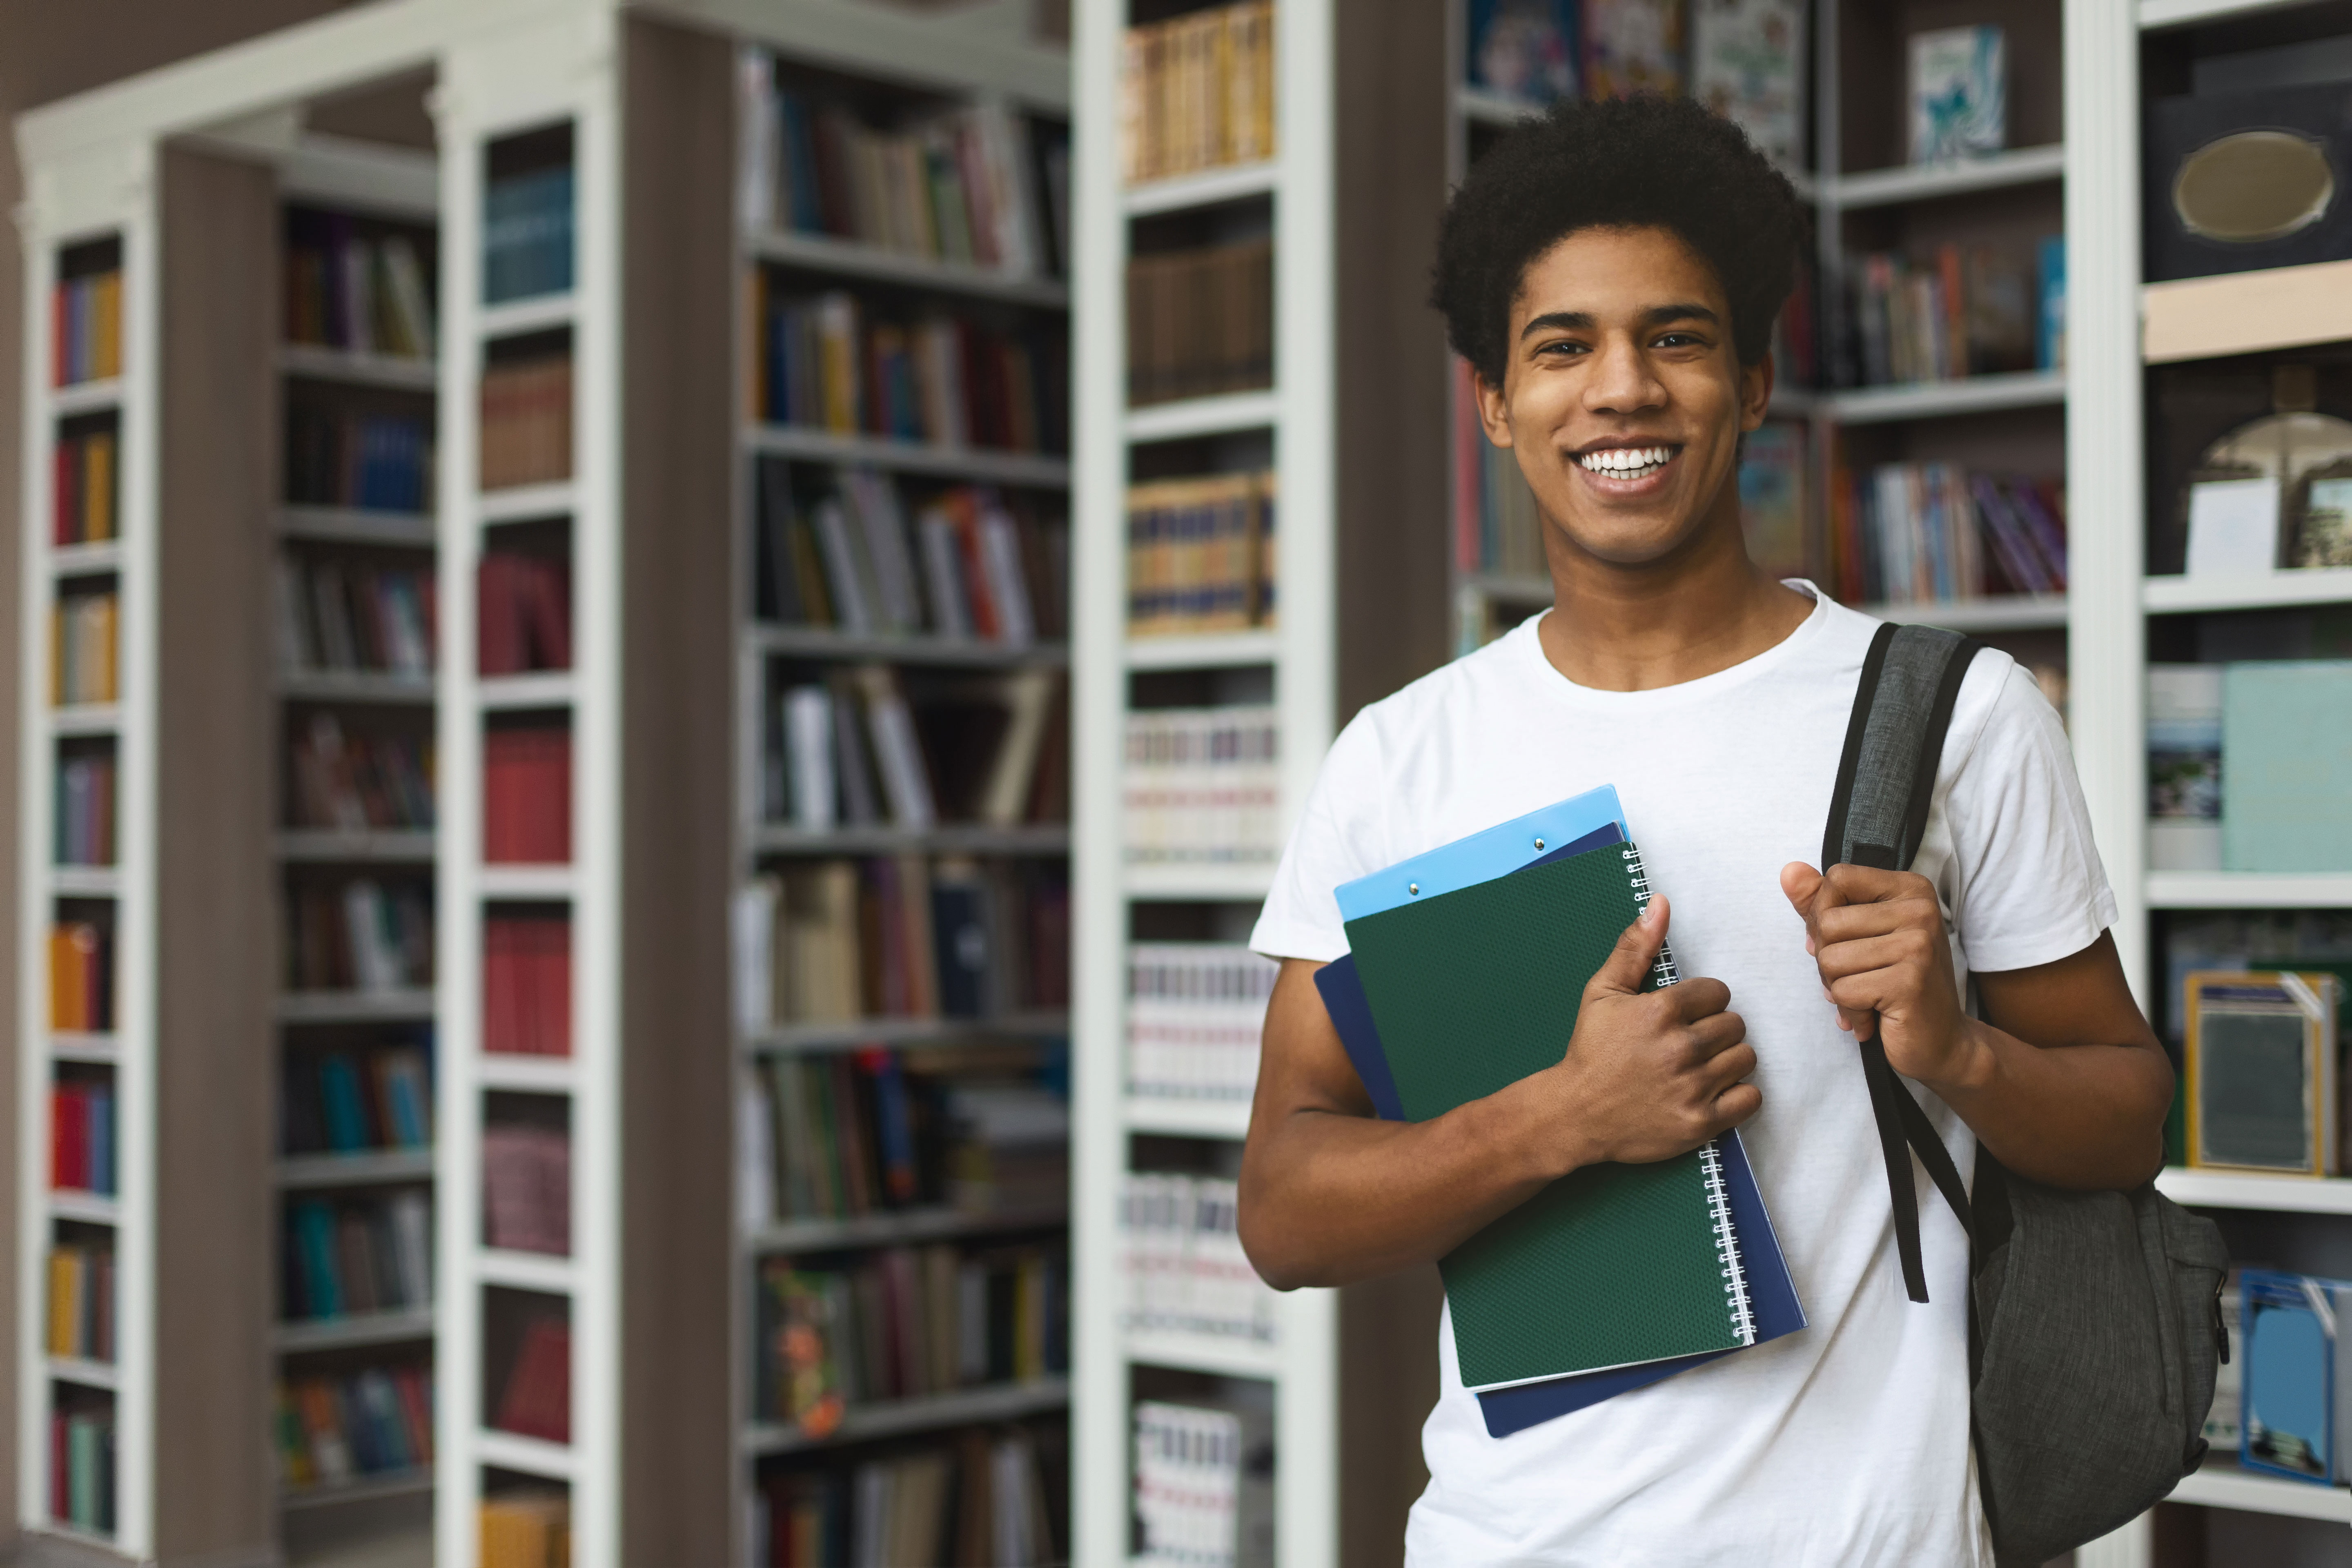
[1431,94,1805,386]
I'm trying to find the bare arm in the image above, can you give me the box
[1236,896,1759,1290]
[1783,862,2172,1189]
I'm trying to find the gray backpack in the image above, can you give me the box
[1829,623,2230,1567]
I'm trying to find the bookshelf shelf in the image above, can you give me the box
[273,829,437,864]
[742,424,1072,488]
[474,1248,577,1294]
[47,704,120,737]
[471,1430,575,1482]
[477,670,576,710]
[1827,145,2066,209]
[276,506,436,549]
[748,823,1069,856]
[2168,1460,2352,1522]
[474,1054,576,1094]
[49,1192,120,1226]
[1120,862,1276,902]
[477,292,577,339]
[1122,630,1282,670]
[2141,568,2352,615]
[1121,1330,1282,1382]
[1121,160,1280,217]
[2156,1168,2352,1215]
[48,1357,119,1391]
[274,1149,436,1189]
[49,866,120,897]
[2137,0,2301,26]
[48,1033,118,1065]
[49,378,124,416]
[477,864,577,899]
[1123,1096,1251,1141]
[276,670,435,706]
[744,1009,1070,1055]
[1453,85,1539,128]
[2142,257,2352,364]
[49,541,122,575]
[1822,369,2067,425]
[1864,595,2071,632]
[745,624,1069,668]
[276,344,437,391]
[280,1468,434,1512]
[272,1305,437,1353]
[746,1204,1068,1253]
[478,481,578,526]
[2143,871,2352,909]
[274,989,437,1025]
[1122,389,1280,444]
[747,227,1071,307]
[743,1379,1073,1457]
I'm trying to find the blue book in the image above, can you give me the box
[88,1088,114,1197]
[2241,1269,2339,1484]
[1317,797,1804,1437]
[319,1054,370,1154]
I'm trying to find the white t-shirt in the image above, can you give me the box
[1249,586,2118,1568]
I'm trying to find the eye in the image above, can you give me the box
[1651,332,1704,349]
[1535,338,1588,358]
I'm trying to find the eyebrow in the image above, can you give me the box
[1519,303,1722,340]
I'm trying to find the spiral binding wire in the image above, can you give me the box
[1622,844,1680,989]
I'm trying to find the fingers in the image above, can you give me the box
[1586,894,1669,999]
[1822,862,1927,906]
[1668,975,1732,1022]
[1708,1080,1763,1129]
[1813,930,1933,985]
[1811,888,1940,946]
[1701,1040,1759,1097]
[1682,1009,1746,1059]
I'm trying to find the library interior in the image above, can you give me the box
[3,0,2352,1564]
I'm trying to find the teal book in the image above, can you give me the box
[2222,661,2352,872]
[1343,838,1754,1389]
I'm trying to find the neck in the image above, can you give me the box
[1533,484,1814,693]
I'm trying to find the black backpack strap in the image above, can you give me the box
[1824,622,1984,1303]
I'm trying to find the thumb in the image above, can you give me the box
[1588,894,1668,998]
[1779,861,1823,916]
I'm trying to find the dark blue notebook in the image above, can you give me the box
[1315,822,1805,1438]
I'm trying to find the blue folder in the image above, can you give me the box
[1316,811,1805,1437]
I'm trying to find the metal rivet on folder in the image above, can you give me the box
[1408,883,1419,896]
[1534,838,1546,851]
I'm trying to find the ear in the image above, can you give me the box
[1472,363,1515,450]
[1737,352,1775,434]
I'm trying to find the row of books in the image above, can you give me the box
[49,922,114,1034]
[275,1360,434,1491]
[52,1082,116,1196]
[51,428,116,546]
[740,68,1056,281]
[274,555,437,677]
[734,858,1070,1029]
[483,1123,570,1256]
[281,1040,433,1157]
[755,464,1067,645]
[478,550,573,675]
[51,590,118,707]
[492,1313,570,1443]
[1121,1174,1276,1345]
[47,1242,113,1363]
[751,287,1066,456]
[1126,471,1278,637]
[1123,707,1282,865]
[741,1051,1069,1227]
[484,164,575,305]
[754,1423,1063,1568]
[1119,0,1276,184]
[285,878,434,994]
[287,714,435,833]
[1842,241,2062,388]
[752,1241,1068,1424]
[1126,240,1273,408]
[283,1189,432,1322]
[2149,668,2352,875]
[1127,944,1276,1103]
[485,726,571,863]
[47,1409,114,1537]
[481,1492,571,1568]
[1826,466,2068,609]
[2160,914,2352,1049]
[286,406,434,514]
[766,666,1065,832]
[284,213,436,360]
[1134,1396,1274,1568]
[485,914,572,1057]
[479,352,573,491]
[51,269,122,387]
[54,753,116,867]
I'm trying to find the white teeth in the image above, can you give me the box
[1577,445,1674,475]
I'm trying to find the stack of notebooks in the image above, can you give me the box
[1321,786,1804,1435]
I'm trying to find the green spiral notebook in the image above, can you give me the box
[1342,838,1755,1390]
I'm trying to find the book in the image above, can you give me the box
[477,549,572,675]
[49,920,113,1033]
[281,1189,432,1319]
[483,914,572,1056]
[276,1361,434,1489]
[483,724,572,863]
[281,1038,434,1156]
[286,713,435,833]
[274,554,437,675]
[2221,661,2352,871]
[1134,1393,1272,1568]
[1120,1172,1277,1342]
[47,1241,114,1362]
[2239,1268,2340,1483]
[284,209,438,358]
[51,426,118,546]
[1582,0,1685,100]
[483,162,575,305]
[753,1423,1065,1567]
[51,265,122,386]
[1125,239,1274,406]
[493,1314,572,1443]
[285,877,433,994]
[51,588,119,707]
[1123,706,1281,863]
[285,404,433,512]
[1126,471,1276,635]
[1691,0,1804,168]
[479,1492,570,1568]
[478,350,573,490]
[53,751,116,867]
[483,1123,570,1255]
[1737,420,1807,580]
[1127,942,1278,1102]
[1466,0,1578,104]
[2185,970,2341,1176]
[2148,665,2223,873]
[1908,25,2006,163]
[1119,1,1277,184]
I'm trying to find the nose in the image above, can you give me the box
[1581,331,1667,417]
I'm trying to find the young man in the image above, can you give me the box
[1236,95,2171,1564]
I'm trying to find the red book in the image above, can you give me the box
[524,557,572,669]
[478,555,522,676]
[483,920,519,1054]
[52,1086,87,1190]
[538,919,572,1056]
[394,1365,434,1463]
[50,1412,68,1520]
[494,1317,572,1443]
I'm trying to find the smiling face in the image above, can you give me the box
[1475,224,1773,570]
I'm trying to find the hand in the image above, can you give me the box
[1532,894,1760,1171]
[1779,862,1984,1089]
